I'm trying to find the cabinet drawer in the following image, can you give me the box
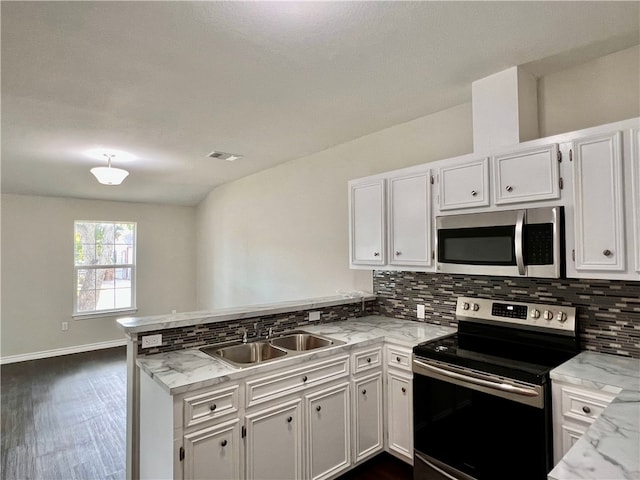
[183,384,239,428]
[386,345,412,371]
[353,346,383,374]
[246,355,349,408]
[559,385,616,425]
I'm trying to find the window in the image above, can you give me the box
[74,221,136,316]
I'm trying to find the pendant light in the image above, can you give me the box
[90,153,129,185]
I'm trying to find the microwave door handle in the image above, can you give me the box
[515,210,525,275]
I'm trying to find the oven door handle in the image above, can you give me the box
[413,359,539,398]
[515,209,526,276]
[415,452,463,480]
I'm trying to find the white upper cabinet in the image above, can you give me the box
[388,170,432,267]
[348,117,639,278]
[492,144,561,204]
[572,131,625,272]
[438,157,489,211]
[349,179,386,266]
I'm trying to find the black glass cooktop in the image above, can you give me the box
[413,323,579,385]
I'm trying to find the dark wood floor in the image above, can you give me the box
[1,347,412,480]
[1,347,127,480]
[338,453,413,480]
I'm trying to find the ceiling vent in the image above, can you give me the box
[207,151,243,162]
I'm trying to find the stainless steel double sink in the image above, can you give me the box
[201,331,345,368]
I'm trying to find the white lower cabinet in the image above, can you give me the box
[551,380,617,465]
[385,344,413,464]
[386,370,413,462]
[245,399,303,480]
[306,383,351,480]
[184,419,241,480]
[353,372,383,463]
[140,341,419,479]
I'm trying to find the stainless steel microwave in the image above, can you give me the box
[435,206,564,278]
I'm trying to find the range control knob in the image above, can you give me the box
[462,302,470,310]
[530,309,541,319]
[557,311,568,323]
[543,310,553,321]
[472,303,480,311]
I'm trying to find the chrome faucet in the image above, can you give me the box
[254,322,261,339]
[239,327,248,343]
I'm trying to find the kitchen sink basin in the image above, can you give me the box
[201,341,287,367]
[201,330,345,368]
[270,331,345,351]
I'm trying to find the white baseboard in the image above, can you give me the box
[0,338,127,365]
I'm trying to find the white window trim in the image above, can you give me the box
[73,221,137,318]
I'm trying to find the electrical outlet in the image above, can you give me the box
[309,311,321,321]
[417,304,425,319]
[141,334,162,348]
[61,321,69,331]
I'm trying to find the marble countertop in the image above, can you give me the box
[549,351,640,480]
[136,315,456,395]
[117,294,376,334]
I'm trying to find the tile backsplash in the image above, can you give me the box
[373,271,640,359]
[138,300,377,356]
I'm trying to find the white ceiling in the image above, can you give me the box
[2,2,638,206]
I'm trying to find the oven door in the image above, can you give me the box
[412,358,552,480]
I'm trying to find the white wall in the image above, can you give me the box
[196,103,473,309]
[196,46,640,310]
[538,45,640,137]
[1,194,197,360]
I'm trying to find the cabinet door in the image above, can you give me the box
[572,131,625,271]
[560,423,585,459]
[353,373,383,463]
[633,128,640,273]
[306,383,351,480]
[388,171,432,267]
[439,158,490,210]
[492,144,560,204]
[245,399,303,480]
[349,180,386,265]
[183,418,240,480]
[386,370,413,463]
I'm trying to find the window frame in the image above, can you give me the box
[73,220,137,319]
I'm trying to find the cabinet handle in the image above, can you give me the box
[373,252,380,257]
[302,375,308,382]
[603,249,612,257]
[395,251,401,256]
[362,389,367,395]
[287,416,293,423]
[471,190,477,197]
[220,439,227,447]
[401,387,406,394]
[366,357,371,363]
[209,404,217,412]
[582,406,591,414]
[506,185,513,192]
[396,356,401,362]
[316,405,322,412]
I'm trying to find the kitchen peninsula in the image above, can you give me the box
[118,295,455,480]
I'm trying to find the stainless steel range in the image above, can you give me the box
[412,296,579,480]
